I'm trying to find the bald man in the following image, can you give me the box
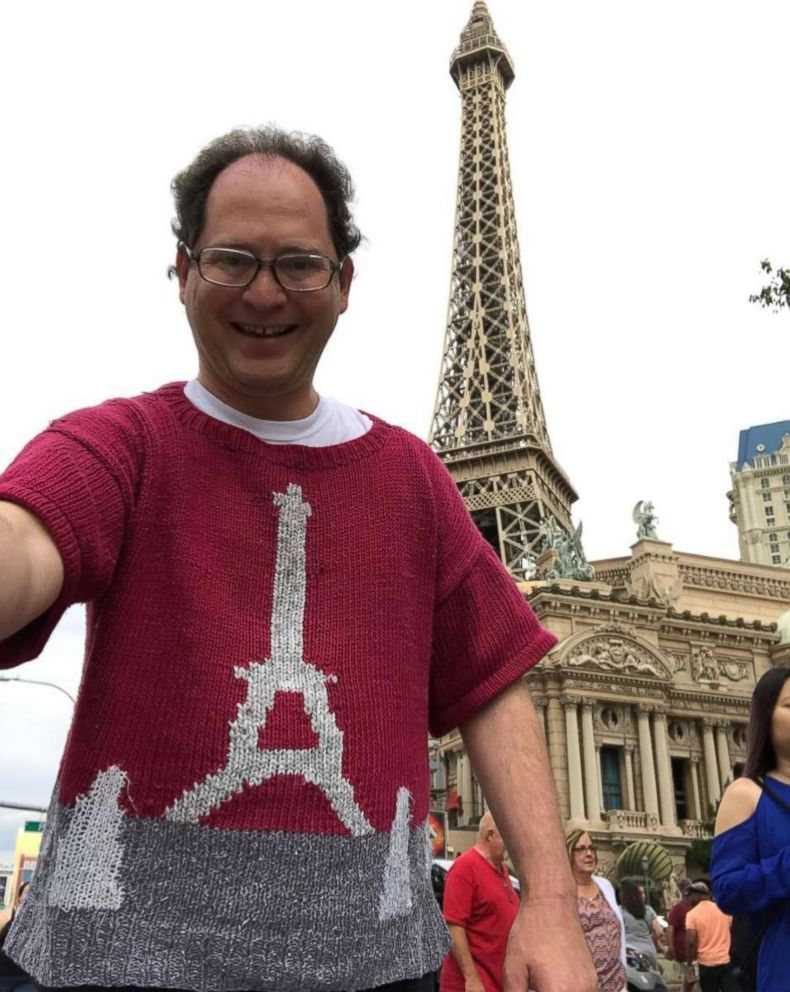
[440,813,518,992]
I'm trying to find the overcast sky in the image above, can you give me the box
[1,0,788,858]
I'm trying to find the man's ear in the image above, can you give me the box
[338,256,354,314]
[175,245,191,305]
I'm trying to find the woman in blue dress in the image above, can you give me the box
[711,666,790,991]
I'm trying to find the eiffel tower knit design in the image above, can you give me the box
[167,483,372,835]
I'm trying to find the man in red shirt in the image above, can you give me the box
[441,813,519,992]
[667,880,697,992]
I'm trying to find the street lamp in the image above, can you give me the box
[0,675,75,705]
[640,854,650,907]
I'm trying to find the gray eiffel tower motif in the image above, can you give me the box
[166,483,373,836]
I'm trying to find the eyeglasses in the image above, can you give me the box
[573,845,596,854]
[181,244,343,292]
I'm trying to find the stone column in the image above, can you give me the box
[596,745,605,811]
[702,719,721,811]
[546,694,569,819]
[637,706,659,818]
[460,752,474,825]
[624,742,637,810]
[581,702,600,822]
[689,756,702,820]
[534,699,548,744]
[563,697,586,820]
[653,709,677,828]
[716,722,733,790]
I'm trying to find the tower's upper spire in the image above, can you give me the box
[451,0,514,90]
[431,2,581,579]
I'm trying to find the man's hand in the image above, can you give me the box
[464,976,485,992]
[503,898,596,992]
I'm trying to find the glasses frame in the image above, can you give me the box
[181,243,344,293]
[573,844,597,854]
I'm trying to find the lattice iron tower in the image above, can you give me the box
[430,1,579,580]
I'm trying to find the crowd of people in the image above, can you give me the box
[0,119,787,992]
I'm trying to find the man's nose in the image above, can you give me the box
[241,264,288,306]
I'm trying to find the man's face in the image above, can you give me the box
[176,154,353,420]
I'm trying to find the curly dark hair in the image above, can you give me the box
[171,126,362,259]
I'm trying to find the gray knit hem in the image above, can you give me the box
[7,801,450,992]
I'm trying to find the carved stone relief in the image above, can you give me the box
[558,629,673,681]
[691,646,749,685]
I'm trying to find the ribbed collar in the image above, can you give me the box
[151,382,392,470]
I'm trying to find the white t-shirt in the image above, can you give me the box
[184,379,372,447]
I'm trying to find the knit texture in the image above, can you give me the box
[0,383,556,990]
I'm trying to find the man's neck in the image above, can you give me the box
[197,373,319,421]
[474,843,503,870]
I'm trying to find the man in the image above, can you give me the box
[667,880,697,992]
[0,127,595,992]
[685,883,737,992]
[440,813,517,992]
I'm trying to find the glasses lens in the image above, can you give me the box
[199,249,257,287]
[575,845,595,854]
[275,253,333,290]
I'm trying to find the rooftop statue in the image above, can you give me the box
[633,500,659,540]
[538,520,595,582]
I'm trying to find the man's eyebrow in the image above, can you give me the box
[205,240,323,255]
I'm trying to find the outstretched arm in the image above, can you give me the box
[0,500,63,642]
[460,681,596,992]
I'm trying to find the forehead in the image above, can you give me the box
[776,678,790,703]
[200,154,333,248]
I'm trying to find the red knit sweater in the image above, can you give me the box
[0,383,555,990]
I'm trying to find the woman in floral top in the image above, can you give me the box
[566,830,627,992]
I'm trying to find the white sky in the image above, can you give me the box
[1,0,788,858]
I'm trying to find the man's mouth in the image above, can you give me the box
[232,322,297,338]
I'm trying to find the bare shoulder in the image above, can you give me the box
[715,777,761,835]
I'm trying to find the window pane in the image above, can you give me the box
[600,746,622,810]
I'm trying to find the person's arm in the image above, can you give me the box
[447,923,486,992]
[665,925,675,961]
[685,928,698,964]
[712,777,790,914]
[650,916,667,954]
[460,681,597,992]
[0,501,63,641]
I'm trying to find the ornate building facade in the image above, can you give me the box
[432,4,790,876]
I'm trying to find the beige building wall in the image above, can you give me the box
[435,537,790,878]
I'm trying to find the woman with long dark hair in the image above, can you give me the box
[618,878,664,970]
[712,666,790,991]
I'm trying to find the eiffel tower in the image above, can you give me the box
[430,2,579,580]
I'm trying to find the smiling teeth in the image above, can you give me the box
[236,324,292,337]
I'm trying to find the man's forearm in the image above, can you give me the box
[459,680,573,899]
[448,923,483,984]
[685,933,698,962]
[0,501,63,640]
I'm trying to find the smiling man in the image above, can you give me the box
[0,127,594,992]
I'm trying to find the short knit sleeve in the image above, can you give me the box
[424,450,557,737]
[0,399,145,665]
